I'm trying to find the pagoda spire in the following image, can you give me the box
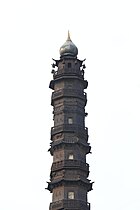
[59,31,78,57]
[67,30,71,41]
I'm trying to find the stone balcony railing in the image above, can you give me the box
[51,159,89,172]
[50,138,89,149]
[51,124,88,138]
[51,89,87,105]
[49,199,90,210]
[53,67,84,79]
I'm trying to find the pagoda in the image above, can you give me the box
[47,32,93,210]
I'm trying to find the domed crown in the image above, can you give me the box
[59,31,78,58]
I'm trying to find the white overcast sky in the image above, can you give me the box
[0,0,140,210]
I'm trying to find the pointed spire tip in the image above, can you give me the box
[67,30,71,41]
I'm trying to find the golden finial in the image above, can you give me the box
[67,30,71,41]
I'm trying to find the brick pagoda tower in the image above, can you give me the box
[47,32,93,210]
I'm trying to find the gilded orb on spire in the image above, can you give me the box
[59,31,78,57]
